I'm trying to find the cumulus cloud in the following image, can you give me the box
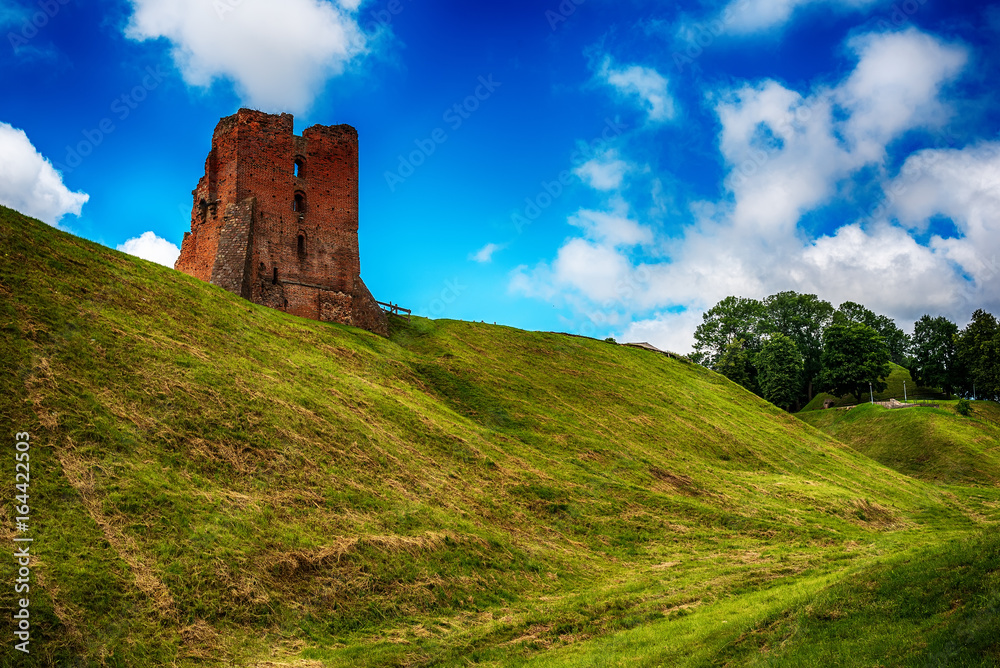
[621,310,706,354]
[568,198,652,247]
[718,0,879,34]
[887,142,1000,289]
[596,57,674,122]
[124,0,368,114]
[117,231,181,268]
[0,122,88,225]
[511,196,651,302]
[714,29,965,236]
[837,30,967,161]
[470,242,505,263]
[513,29,983,354]
[573,149,629,190]
[550,239,637,304]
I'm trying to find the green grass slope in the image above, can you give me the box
[2,205,999,667]
[797,402,1000,486]
[713,530,1000,667]
[801,363,944,411]
[517,530,1000,668]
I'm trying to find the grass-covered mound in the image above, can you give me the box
[796,401,1000,486]
[1,204,999,666]
[514,530,1000,667]
[712,530,1000,667]
[802,362,947,412]
[801,363,944,411]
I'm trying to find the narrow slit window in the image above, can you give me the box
[293,192,306,213]
[297,234,305,254]
[294,157,305,178]
[272,267,278,284]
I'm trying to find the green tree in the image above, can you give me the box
[872,314,910,367]
[833,301,877,327]
[691,296,764,367]
[756,333,804,411]
[819,322,892,403]
[834,302,909,366]
[909,315,959,395]
[761,291,833,401]
[715,339,757,393]
[957,310,1000,400]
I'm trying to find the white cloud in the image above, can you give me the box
[837,30,967,161]
[124,0,368,114]
[621,310,706,355]
[470,242,505,263]
[574,149,629,190]
[509,237,640,308]
[0,122,88,226]
[597,57,674,123]
[719,0,879,35]
[513,29,987,350]
[550,239,635,304]
[798,223,967,318]
[887,142,1000,289]
[567,198,652,247]
[713,29,965,237]
[716,82,846,237]
[117,231,181,268]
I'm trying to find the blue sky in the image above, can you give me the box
[2,0,999,352]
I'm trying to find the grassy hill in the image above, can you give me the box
[2,204,999,666]
[801,363,945,411]
[797,402,1000,486]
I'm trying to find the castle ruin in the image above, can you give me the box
[175,108,388,336]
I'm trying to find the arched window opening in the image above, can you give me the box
[198,199,208,223]
[293,192,306,213]
[272,267,278,284]
[297,234,305,255]
[294,157,306,179]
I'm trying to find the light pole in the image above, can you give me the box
[870,382,874,404]
[904,380,907,403]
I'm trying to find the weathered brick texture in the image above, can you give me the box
[175,109,388,336]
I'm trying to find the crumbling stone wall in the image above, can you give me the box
[209,199,255,299]
[175,108,388,336]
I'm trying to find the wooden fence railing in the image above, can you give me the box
[376,301,411,321]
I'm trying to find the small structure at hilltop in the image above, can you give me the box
[623,341,688,361]
[175,108,388,336]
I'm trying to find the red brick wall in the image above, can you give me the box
[175,109,388,337]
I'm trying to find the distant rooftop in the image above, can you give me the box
[623,341,687,361]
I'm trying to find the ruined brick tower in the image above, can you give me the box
[175,108,389,336]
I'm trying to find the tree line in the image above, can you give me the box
[690,291,1000,411]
